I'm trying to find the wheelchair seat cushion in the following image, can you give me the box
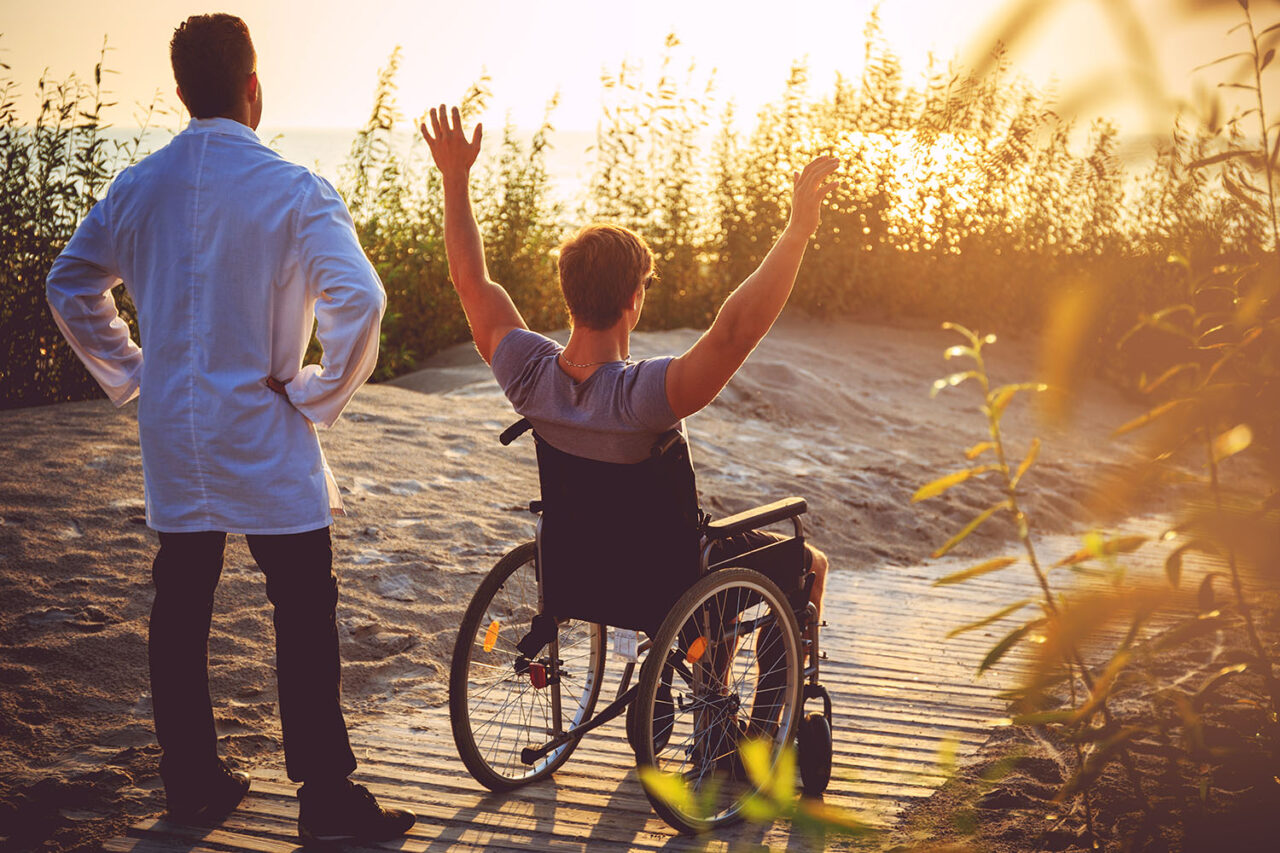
[706,530,811,599]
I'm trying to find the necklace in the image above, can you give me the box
[559,352,631,369]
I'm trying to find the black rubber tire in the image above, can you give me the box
[627,663,673,754]
[634,568,802,833]
[449,541,606,791]
[798,712,833,795]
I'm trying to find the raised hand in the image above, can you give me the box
[420,104,482,178]
[788,155,841,236]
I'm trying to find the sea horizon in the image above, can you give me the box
[97,124,599,202]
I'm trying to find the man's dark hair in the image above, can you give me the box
[170,14,255,119]
[558,225,655,330]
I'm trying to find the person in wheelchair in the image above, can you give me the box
[420,104,835,624]
[422,106,839,826]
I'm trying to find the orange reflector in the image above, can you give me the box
[483,620,500,652]
[686,636,708,663]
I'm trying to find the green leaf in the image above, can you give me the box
[1187,147,1261,169]
[1053,535,1148,568]
[987,383,1049,419]
[941,321,980,346]
[740,738,771,789]
[1152,612,1225,652]
[1057,728,1140,801]
[1164,543,1190,588]
[1223,171,1267,214]
[1191,663,1249,711]
[1139,362,1200,395]
[912,465,999,502]
[1191,52,1252,74]
[1112,398,1189,437]
[638,767,692,813]
[1074,650,1131,722]
[1010,438,1041,490]
[936,736,960,777]
[1198,572,1226,612]
[931,370,979,398]
[932,500,1012,558]
[1212,424,1253,462]
[740,792,781,822]
[933,556,1020,586]
[964,441,995,460]
[946,598,1032,639]
[979,619,1045,673]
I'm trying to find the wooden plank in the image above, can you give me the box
[106,537,1194,851]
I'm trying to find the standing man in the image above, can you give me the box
[45,14,414,843]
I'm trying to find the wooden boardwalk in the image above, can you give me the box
[103,521,1176,852]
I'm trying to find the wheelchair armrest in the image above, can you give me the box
[704,497,807,540]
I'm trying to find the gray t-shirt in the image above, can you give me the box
[491,329,681,463]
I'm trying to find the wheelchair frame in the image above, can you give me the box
[448,422,833,833]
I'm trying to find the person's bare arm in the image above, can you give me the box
[665,155,840,419]
[420,104,526,363]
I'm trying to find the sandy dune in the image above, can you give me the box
[0,317,1154,850]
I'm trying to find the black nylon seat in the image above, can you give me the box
[532,428,702,635]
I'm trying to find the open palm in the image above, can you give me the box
[420,104,482,177]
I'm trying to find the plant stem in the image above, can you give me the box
[1245,6,1280,255]
[1205,432,1280,713]
[974,343,1151,813]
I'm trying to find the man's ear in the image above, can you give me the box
[245,71,258,102]
[175,85,188,113]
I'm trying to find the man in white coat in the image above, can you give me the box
[45,14,414,843]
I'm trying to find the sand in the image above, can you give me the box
[0,317,1158,851]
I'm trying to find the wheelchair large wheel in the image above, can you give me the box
[634,568,802,833]
[449,541,606,791]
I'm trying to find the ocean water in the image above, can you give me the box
[102,125,598,202]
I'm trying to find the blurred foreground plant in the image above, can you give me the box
[918,313,1277,845]
[637,737,960,849]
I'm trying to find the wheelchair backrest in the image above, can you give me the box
[527,424,702,635]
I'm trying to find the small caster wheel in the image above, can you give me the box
[798,712,832,795]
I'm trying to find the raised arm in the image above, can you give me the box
[664,155,840,419]
[420,104,526,363]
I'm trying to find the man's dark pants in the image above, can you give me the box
[148,527,357,788]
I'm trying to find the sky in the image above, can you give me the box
[1,0,1248,136]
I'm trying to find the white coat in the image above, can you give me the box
[46,118,385,534]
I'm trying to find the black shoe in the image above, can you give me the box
[298,780,416,844]
[165,760,251,824]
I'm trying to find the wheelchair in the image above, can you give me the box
[447,419,834,833]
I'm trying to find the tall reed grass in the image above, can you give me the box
[277,13,1274,384]
[0,41,163,407]
[1,13,1269,408]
